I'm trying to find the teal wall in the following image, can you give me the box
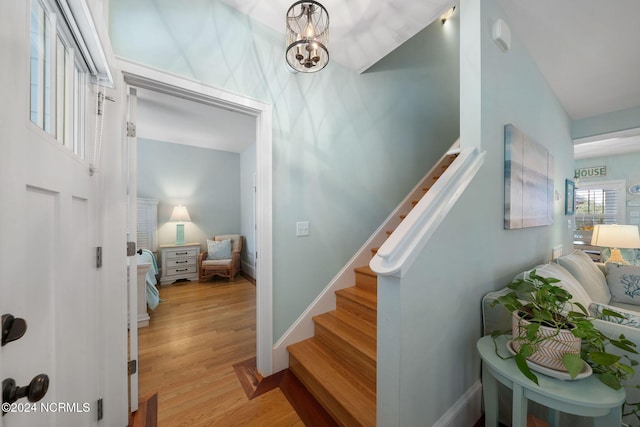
[572,106,640,139]
[137,138,241,253]
[576,152,640,225]
[110,0,461,339]
[378,0,574,424]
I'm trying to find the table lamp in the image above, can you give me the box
[591,224,640,264]
[169,205,191,245]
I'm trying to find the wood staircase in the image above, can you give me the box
[287,153,458,427]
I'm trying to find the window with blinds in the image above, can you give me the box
[575,180,626,231]
[137,198,158,252]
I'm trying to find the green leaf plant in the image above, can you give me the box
[491,270,639,393]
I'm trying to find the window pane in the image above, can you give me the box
[73,68,85,158]
[43,10,51,133]
[56,36,65,142]
[30,0,45,127]
[29,0,89,160]
[29,0,51,133]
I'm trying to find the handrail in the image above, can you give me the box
[370,146,486,277]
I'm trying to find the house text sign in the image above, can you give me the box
[575,166,606,179]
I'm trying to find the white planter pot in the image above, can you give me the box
[511,310,581,372]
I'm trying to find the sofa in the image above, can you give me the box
[482,249,640,425]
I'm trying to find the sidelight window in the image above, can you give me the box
[30,0,87,158]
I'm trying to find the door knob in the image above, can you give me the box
[1,314,27,346]
[2,374,49,414]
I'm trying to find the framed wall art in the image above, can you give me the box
[504,124,554,229]
[565,179,575,215]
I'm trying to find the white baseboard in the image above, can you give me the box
[241,261,255,279]
[432,380,482,427]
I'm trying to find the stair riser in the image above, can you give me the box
[314,323,376,391]
[336,295,377,325]
[355,271,377,293]
[289,356,363,427]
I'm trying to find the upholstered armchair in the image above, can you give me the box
[198,234,243,282]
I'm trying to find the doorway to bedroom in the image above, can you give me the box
[122,62,274,421]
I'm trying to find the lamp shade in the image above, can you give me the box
[169,205,191,222]
[591,224,640,248]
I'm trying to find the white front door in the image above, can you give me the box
[0,1,100,426]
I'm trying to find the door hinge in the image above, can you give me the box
[128,360,137,375]
[96,247,102,268]
[126,121,136,137]
[97,398,103,421]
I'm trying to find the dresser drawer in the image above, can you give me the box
[165,248,199,259]
[165,257,196,268]
[165,265,197,276]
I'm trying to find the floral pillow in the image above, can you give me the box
[606,263,640,305]
[589,302,640,329]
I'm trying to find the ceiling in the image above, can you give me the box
[137,0,640,158]
[496,0,640,158]
[136,87,256,153]
[217,0,455,73]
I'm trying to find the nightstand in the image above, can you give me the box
[160,243,201,285]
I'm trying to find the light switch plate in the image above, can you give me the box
[552,245,563,260]
[296,221,310,237]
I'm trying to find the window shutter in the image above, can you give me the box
[575,180,626,236]
[136,198,158,252]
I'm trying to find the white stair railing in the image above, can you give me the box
[271,139,482,372]
[370,146,486,277]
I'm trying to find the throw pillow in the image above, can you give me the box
[530,263,593,309]
[606,263,640,305]
[589,302,640,329]
[557,250,610,304]
[207,239,231,260]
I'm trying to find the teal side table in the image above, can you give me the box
[477,335,625,427]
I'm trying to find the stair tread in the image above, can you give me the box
[288,338,376,426]
[354,265,376,278]
[313,311,377,360]
[336,287,377,309]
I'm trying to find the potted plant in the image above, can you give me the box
[491,269,638,390]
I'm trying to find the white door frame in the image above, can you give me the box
[117,58,274,375]
[126,85,140,412]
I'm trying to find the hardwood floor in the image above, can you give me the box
[137,278,302,426]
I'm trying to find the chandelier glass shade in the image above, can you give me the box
[286,1,329,72]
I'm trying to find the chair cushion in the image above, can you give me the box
[202,258,232,267]
[207,239,231,260]
[557,250,610,304]
[530,263,593,309]
[606,263,640,305]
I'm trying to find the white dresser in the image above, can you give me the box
[159,243,200,285]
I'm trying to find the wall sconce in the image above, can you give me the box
[169,205,191,245]
[440,6,455,25]
[285,1,329,72]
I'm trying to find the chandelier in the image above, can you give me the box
[285,1,329,73]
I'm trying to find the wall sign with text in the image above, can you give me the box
[574,166,606,179]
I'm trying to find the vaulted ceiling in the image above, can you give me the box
[136,0,640,158]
